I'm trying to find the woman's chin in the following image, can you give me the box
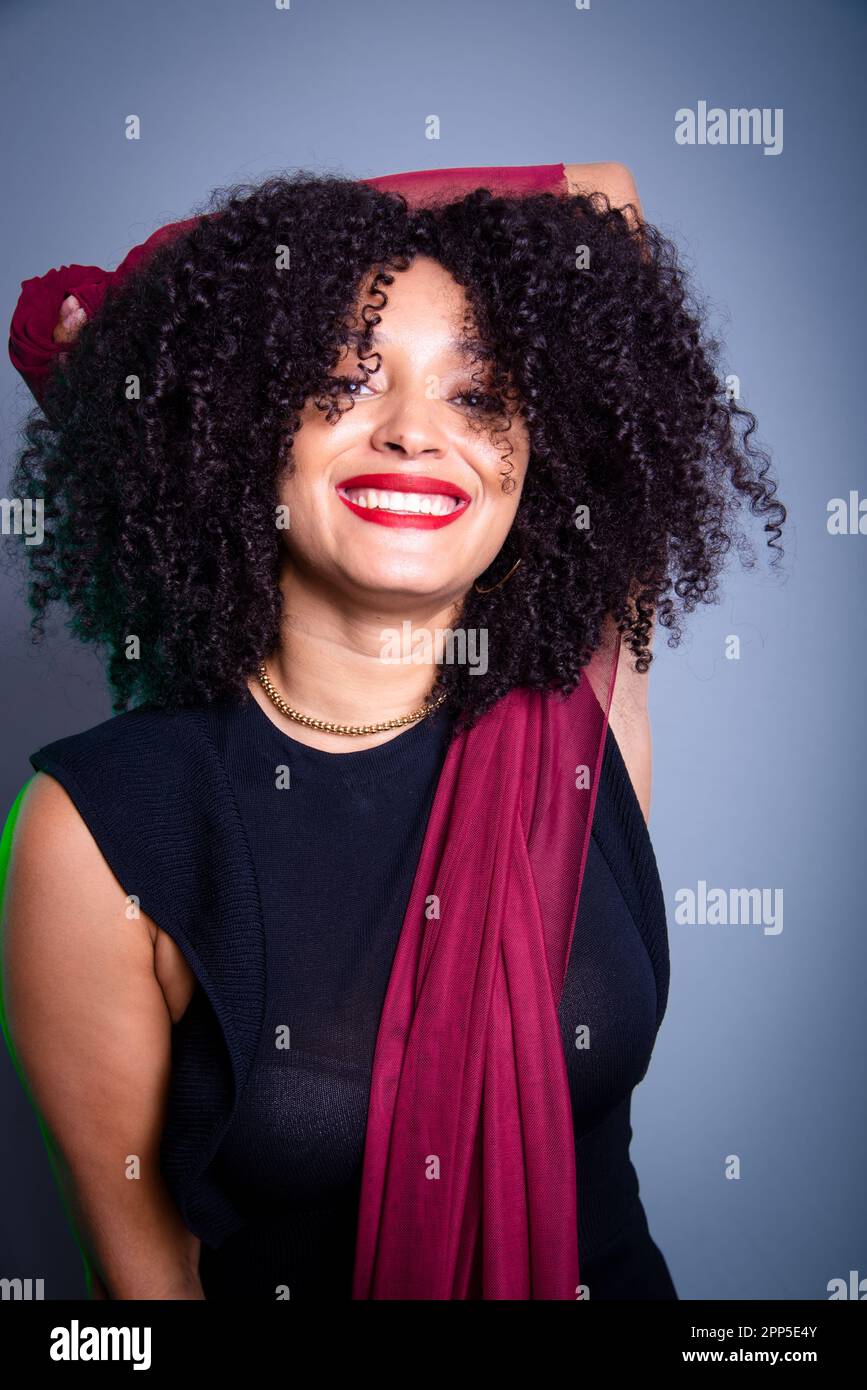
[338,563,458,607]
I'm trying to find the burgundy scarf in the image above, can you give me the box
[353,632,620,1299]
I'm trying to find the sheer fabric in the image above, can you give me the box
[354,631,619,1299]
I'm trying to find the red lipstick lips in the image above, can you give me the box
[336,472,471,529]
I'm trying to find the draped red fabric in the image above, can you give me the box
[353,629,620,1299]
[363,162,565,205]
[7,165,566,405]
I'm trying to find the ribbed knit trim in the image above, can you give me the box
[239,686,457,788]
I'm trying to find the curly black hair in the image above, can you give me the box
[10,170,785,729]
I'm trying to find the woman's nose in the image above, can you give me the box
[370,396,448,459]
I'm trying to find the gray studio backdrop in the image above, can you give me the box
[1,0,864,1300]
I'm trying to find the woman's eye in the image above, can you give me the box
[334,375,373,397]
[455,391,503,414]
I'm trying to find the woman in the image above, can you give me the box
[1,164,785,1300]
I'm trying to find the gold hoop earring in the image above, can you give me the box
[473,556,523,595]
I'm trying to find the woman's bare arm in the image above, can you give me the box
[563,162,644,228]
[1,772,204,1299]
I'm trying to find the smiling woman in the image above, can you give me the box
[2,169,785,1301]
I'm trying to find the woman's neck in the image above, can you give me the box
[246,568,464,752]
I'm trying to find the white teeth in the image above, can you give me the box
[342,487,462,515]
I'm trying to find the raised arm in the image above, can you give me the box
[564,161,644,227]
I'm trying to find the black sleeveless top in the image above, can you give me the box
[29,690,676,1302]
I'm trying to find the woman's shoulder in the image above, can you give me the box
[29,701,218,782]
[20,701,244,916]
[13,697,265,997]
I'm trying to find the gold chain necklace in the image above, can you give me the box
[256,661,449,737]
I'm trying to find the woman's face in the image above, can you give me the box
[278,255,530,611]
